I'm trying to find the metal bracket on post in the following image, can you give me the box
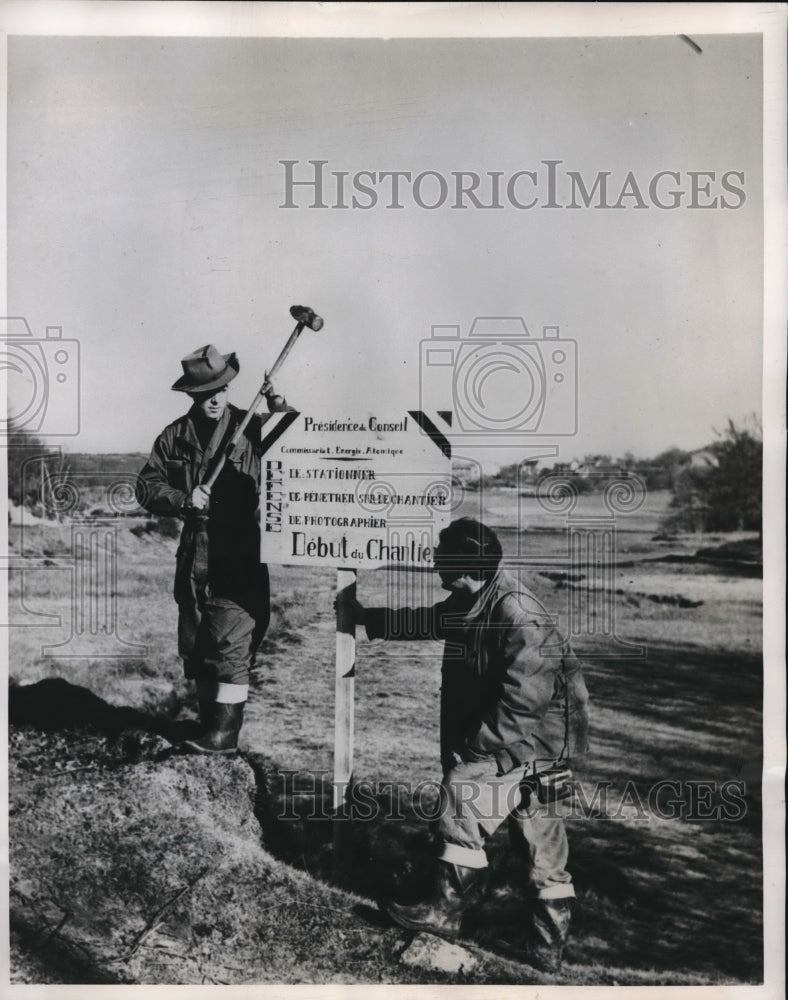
[333,567,356,861]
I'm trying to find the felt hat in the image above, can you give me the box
[171,344,239,394]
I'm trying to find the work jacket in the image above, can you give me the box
[136,404,264,601]
[365,569,590,774]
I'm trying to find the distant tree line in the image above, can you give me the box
[5,423,64,511]
[5,420,147,514]
[473,417,762,534]
[473,448,690,493]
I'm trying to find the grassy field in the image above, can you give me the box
[6,488,764,984]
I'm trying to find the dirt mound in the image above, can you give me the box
[11,728,258,983]
[8,684,537,986]
[10,721,397,985]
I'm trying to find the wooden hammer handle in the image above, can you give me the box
[201,320,305,489]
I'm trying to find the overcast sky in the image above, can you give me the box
[6,31,763,466]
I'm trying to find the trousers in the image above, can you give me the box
[437,758,575,900]
[177,587,268,688]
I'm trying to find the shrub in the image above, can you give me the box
[693,419,762,532]
[130,517,181,539]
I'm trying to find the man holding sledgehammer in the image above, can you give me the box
[337,517,590,972]
[136,308,321,753]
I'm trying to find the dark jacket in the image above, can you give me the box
[365,569,589,774]
[136,403,265,600]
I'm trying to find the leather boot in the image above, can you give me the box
[181,701,245,755]
[495,897,572,972]
[381,860,485,939]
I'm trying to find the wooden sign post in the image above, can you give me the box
[333,567,357,855]
[258,410,453,858]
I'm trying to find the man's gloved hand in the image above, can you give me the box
[441,748,465,771]
[185,485,211,511]
[334,590,367,627]
[264,381,294,413]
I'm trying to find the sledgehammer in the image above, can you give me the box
[271,305,324,381]
[201,304,323,489]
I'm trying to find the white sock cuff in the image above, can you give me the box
[215,683,249,704]
[537,884,576,900]
[439,842,489,869]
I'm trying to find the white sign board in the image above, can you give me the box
[259,411,453,569]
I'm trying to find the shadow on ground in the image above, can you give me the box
[9,677,202,748]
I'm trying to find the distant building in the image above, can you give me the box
[687,447,719,470]
[453,460,485,485]
[518,459,539,482]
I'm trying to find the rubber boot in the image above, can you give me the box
[381,860,485,939]
[495,897,572,972]
[181,701,245,755]
[198,699,213,729]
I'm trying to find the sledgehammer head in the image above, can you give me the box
[289,305,324,331]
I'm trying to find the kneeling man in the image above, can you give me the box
[340,517,590,971]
